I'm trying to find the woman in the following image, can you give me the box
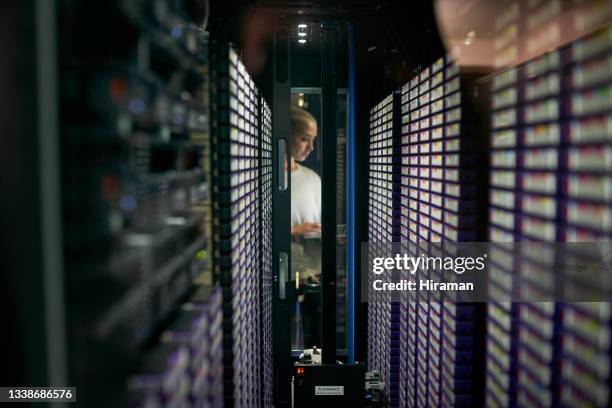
[289,107,322,350]
[289,107,321,238]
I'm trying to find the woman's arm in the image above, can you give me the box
[291,222,321,237]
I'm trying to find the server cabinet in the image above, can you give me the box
[368,55,489,407]
[486,24,612,408]
[57,0,219,405]
[210,41,275,407]
[397,57,488,408]
[367,92,402,407]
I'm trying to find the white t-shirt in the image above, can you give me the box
[291,163,321,226]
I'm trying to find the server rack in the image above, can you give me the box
[210,41,275,407]
[394,57,487,408]
[368,92,401,407]
[560,26,612,407]
[486,24,612,408]
[56,0,226,405]
[18,1,280,405]
[487,60,522,408]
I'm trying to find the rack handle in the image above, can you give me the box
[279,252,288,300]
[278,139,288,191]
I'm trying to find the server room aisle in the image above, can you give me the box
[2,1,612,408]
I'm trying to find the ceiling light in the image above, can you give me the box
[298,24,307,28]
[298,32,307,37]
[298,39,307,44]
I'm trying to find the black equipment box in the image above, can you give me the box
[293,364,366,407]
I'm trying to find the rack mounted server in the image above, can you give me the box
[368,93,401,407]
[210,41,274,407]
[60,1,217,405]
[368,56,489,408]
[486,24,612,408]
[30,0,278,405]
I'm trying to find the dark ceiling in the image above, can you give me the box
[207,0,445,97]
[209,0,443,72]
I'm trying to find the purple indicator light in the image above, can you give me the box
[128,98,145,115]
[120,195,137,211]
[171,26,182,38]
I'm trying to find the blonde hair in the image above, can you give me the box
[291,107,317,136]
